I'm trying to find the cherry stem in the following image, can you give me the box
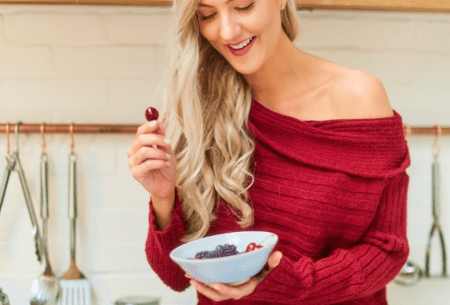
[258,233,276,247]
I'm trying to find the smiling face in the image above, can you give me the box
[197,0,286,76]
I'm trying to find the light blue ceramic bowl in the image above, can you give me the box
[170,231,278,285]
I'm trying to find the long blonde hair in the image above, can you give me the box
[162,0,300,242]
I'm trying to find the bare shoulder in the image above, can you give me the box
[329,69,394,120]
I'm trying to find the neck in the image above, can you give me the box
[243,33,304,108]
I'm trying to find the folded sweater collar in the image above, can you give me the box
[248,99,410,179]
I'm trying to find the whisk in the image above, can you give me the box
[425,127,447,278]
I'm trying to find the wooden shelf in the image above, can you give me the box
[0,0,449,13]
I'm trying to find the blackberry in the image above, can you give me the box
[194,251,211,259]
[217,244,239,257]
[193,243,239,259]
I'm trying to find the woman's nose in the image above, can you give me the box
[219,15,240,41]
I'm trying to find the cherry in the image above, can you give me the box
[145,107,159,122]
[245,242,263,252]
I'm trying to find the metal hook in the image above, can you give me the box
[432,125,442,158]
[5,122,10,156]
[40,122,47,155]
[70,122,75,155]
[14,122,22,155]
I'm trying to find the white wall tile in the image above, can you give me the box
[0,43,53,78]
[415,22,450,52]
[412,54,450,86]
[296,17,415,50]
[3,12,106,46]
[52,46,166,78]
[1,79,108,116]
[105,10,172,46]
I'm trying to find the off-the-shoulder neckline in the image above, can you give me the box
[251,99,400,125]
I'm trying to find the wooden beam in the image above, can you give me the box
[299,0,450,13]
[0,0,172,5]
[0,0,449,13]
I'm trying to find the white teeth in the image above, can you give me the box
[230,37,253,50]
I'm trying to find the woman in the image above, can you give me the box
[127,0,410,303]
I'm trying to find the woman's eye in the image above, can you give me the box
[235,2,254,11]
[199,13,216,21]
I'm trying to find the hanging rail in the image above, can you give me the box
[0,123,139,134]
[0,123,449,135]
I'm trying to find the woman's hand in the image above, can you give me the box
[188,251,283,302]
[127,120,177,198]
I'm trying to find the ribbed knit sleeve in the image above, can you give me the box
[244,172,409,305]
[145,190,190,291]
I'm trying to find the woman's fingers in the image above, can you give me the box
[136,120,160,137]
[128,146,170,168]
[130,158,170,180]
[127,132,171,158]
[267,251,283,270]
[190,280,227,302]
[190,279,258,302]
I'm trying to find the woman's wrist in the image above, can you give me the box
[151,189,176,231]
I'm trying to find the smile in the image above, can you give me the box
[227,36,256,57]
[229,37,254,50]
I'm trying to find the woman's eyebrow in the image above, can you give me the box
[198,0,234,8]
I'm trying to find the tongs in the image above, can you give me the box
[0,122,45,264]
[425,127,447,278]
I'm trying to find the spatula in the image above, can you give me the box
[57,152,91,305]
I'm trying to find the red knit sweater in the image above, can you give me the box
[145,100,411,305]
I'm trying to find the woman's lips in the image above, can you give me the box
[227,37,256,57]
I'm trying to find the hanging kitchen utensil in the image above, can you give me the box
[0,123,15,216]
[394,126,425,286]
[1,122,45,263]
[58,124,91,305]
[0,288,10,305]
[394,261,423,286]
[425,126,447,278]
[31,123,60,305]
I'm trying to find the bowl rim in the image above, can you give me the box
[169,231,278,263]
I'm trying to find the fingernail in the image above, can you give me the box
[166,153,170,159]
[213,284,220,291]
[164,138,172,145]
[167,161,171,166]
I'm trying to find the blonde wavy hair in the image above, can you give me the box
[161,0,300,242]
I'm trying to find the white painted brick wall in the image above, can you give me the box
[4,13,107,46]
[0,4,449,305]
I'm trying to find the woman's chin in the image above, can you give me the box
[230,63,260,77]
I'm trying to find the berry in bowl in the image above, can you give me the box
[170,231,278,286]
